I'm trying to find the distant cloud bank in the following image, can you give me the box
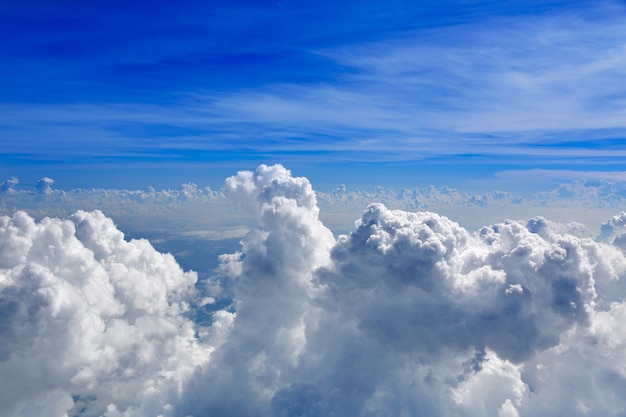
[3,170,626,235]
[3,165,626,416]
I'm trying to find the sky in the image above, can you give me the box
[4,1,626,417]
[2,0,626,191]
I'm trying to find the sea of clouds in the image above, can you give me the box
[3,164,626,416]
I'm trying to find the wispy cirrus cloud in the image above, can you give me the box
[3,1,626,189]
[200,10,626,155]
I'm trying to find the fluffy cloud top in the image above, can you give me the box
[3,164,626,416]
[36,177,54,195]
[0,210,211,417]
[0,177,19,194]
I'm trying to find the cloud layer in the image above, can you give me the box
[3,164,626,416]
[5,172,626,240]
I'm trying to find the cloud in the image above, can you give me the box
[0,183,239,244]
[599,211,626,245]
[0,177,19,194]
[496,169,626,183]
[0,210,212,417]
[4,164,626,416]
[177,164,335,416]
[36,177,54,195]
[180,164,626,417]
[260,207,619,416]
[4,3,626,173]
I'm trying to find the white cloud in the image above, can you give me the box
[599,211,626,241]
[0,210,212,417]
[3,174,623,240]
[493,169,626,190]
[203,165,626,416]
[0,177,19,194]
[323,12,626,136]
[36,177,54,195]
[4,164,626,416]
[0,183,241,243]
[4,5,626,168]
[177,164,335,416]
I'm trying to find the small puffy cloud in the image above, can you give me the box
[35,177,54,194]
[599,211,626,242]
[0,177,18,193]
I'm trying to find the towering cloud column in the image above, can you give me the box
[178,164,335,416]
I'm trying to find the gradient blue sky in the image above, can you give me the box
[2,0,626,191]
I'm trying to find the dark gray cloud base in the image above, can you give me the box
[2,164,626,416]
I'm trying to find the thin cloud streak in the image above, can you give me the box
[2,1,626,194]
[495,169,626,183]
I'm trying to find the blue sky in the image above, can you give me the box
[2,0,626,191]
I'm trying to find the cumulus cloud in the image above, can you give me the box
[4,164,626,416]
[0,177,18,194]
[0,182,239,247]
[36,177,54,194]
[3,173,624,240]
[599,211,626,242]
[181,165,626,417]
[314,179,626,235]
[259,206,621,416]
[177,164,335,416]
[0,210,212,417]
[204,165,626,417]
